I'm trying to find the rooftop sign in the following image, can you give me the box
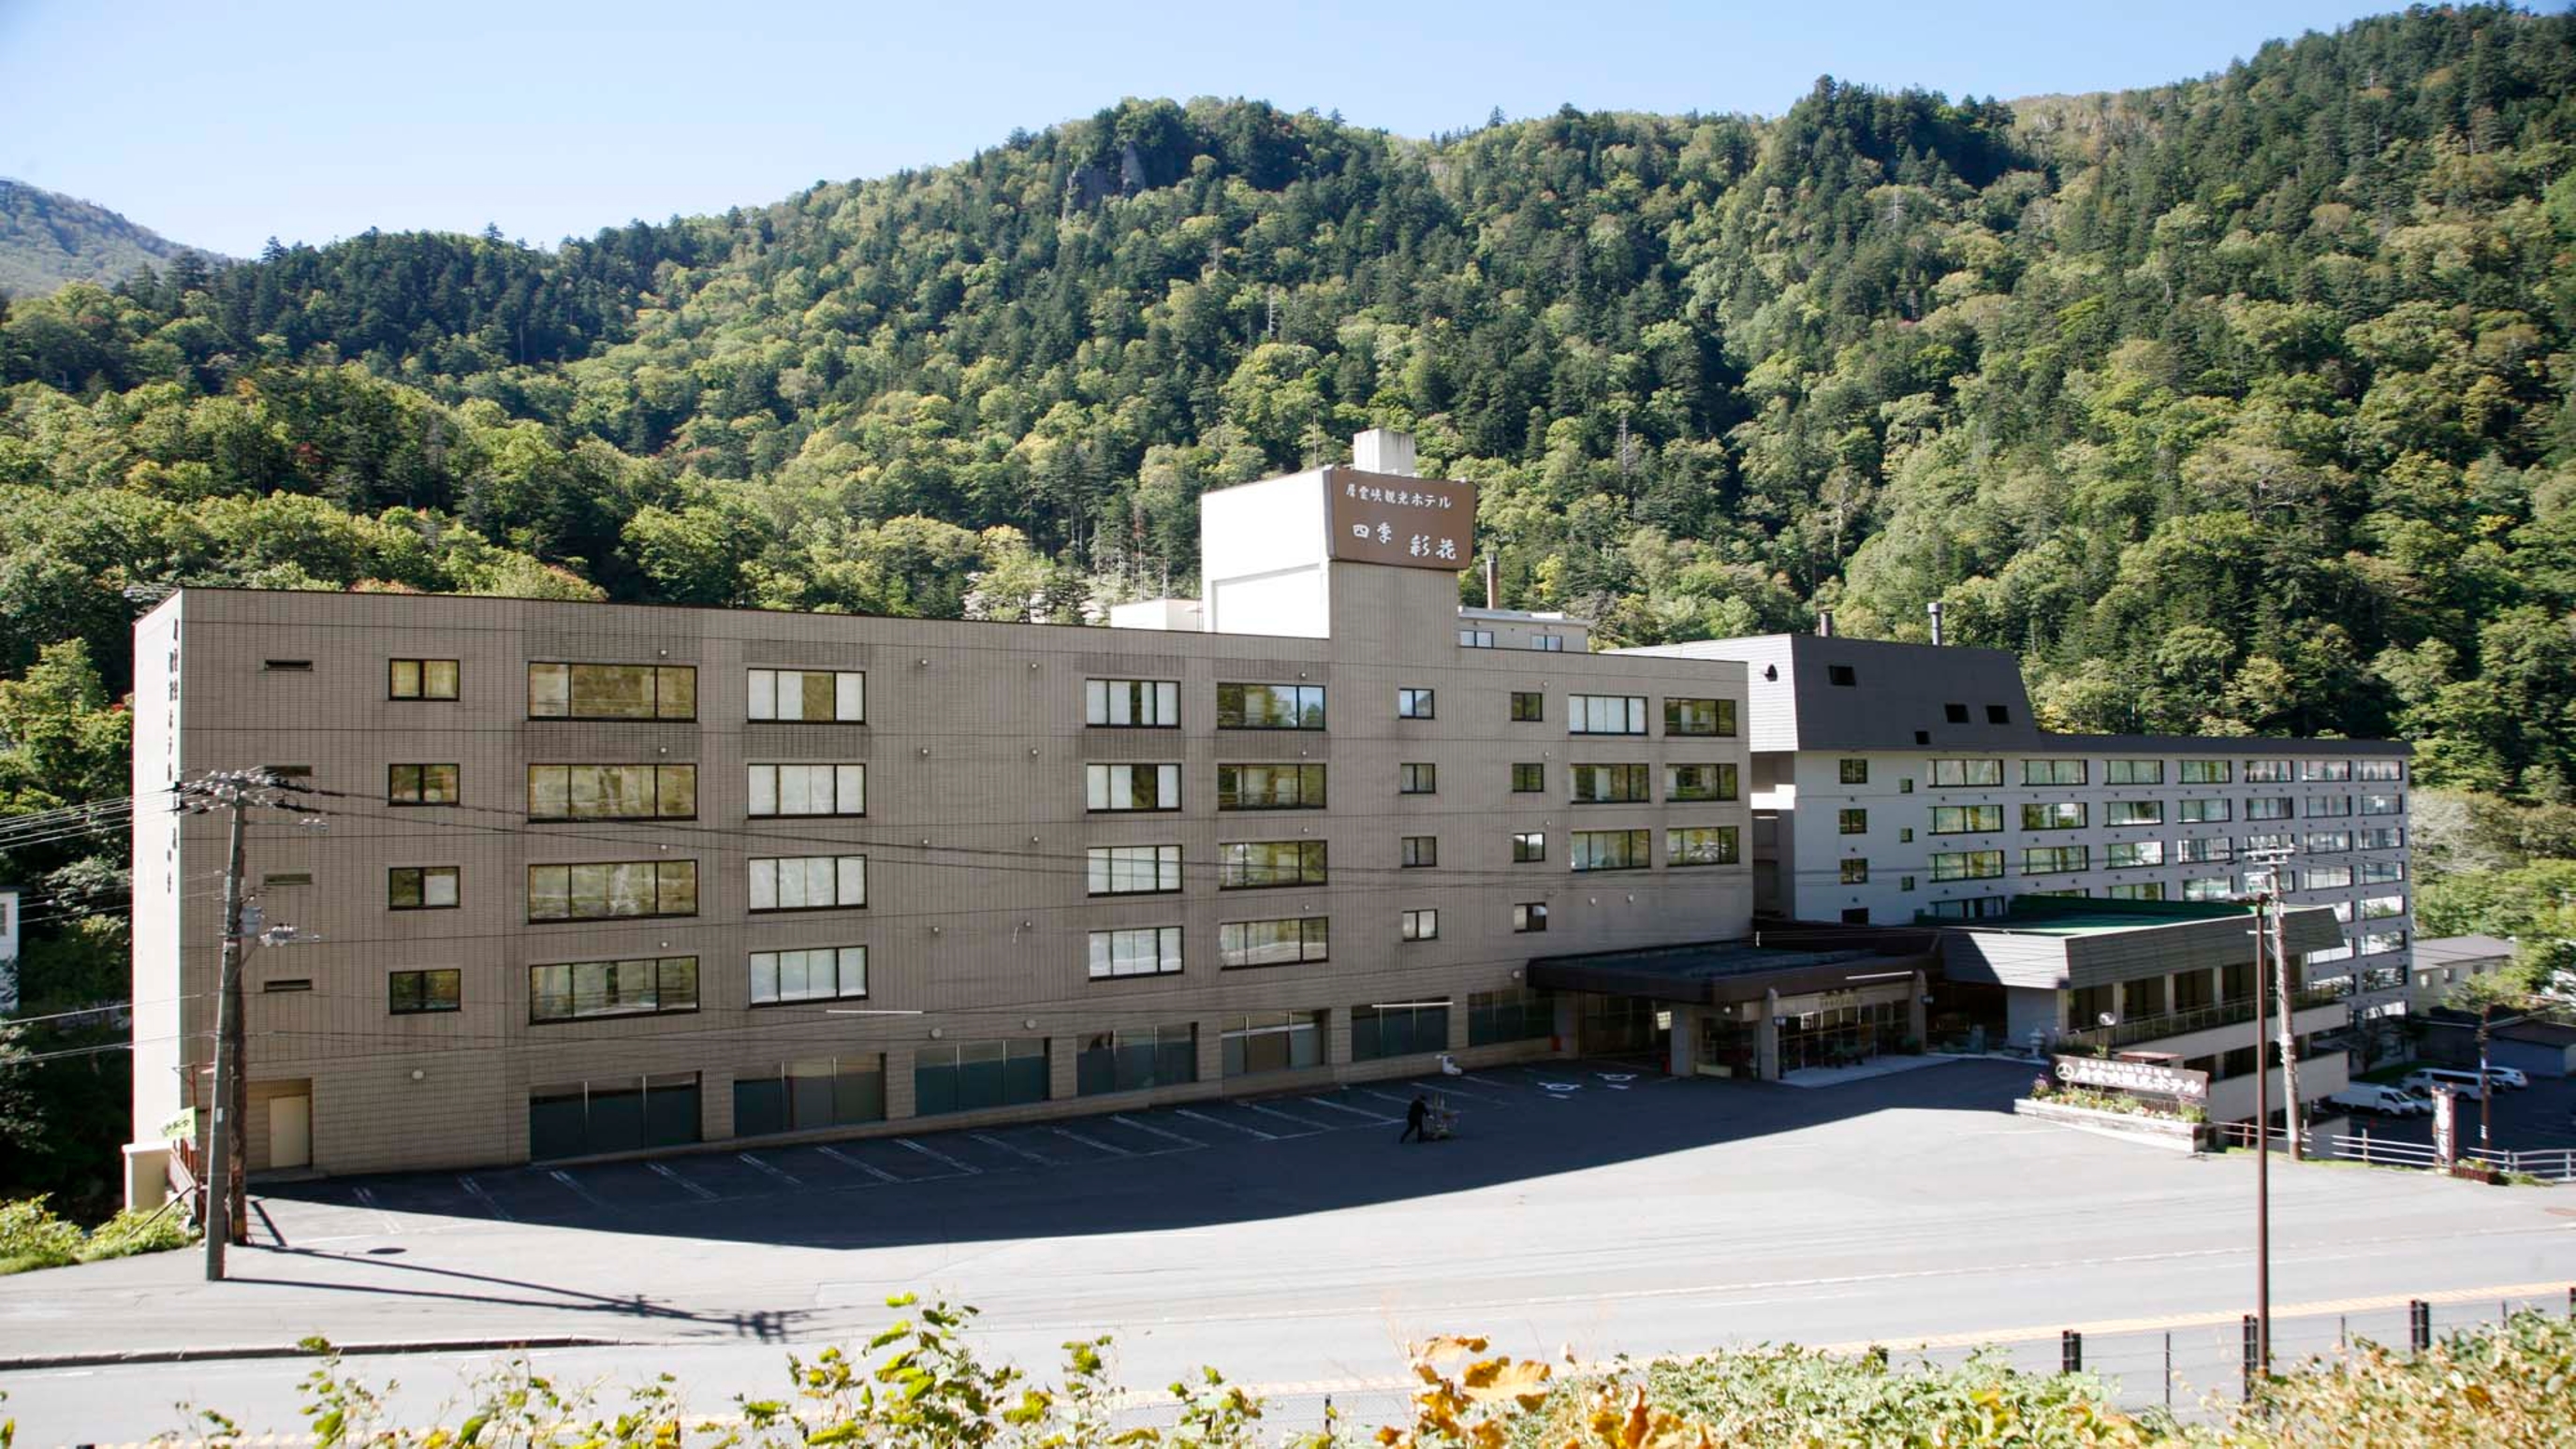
[2054,1053,2208,1101]
[1324,467,1475,572]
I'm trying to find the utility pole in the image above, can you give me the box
[2240,852,2291,1376]
[2270,878,2302,1163]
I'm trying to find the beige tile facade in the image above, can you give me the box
[130,557,1754,1182]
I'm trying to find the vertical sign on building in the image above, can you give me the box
[2429,1087,2456,1168]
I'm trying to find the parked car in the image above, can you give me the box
[2481,1065,2530,1090]
[2401,1067,2487,1102]
[2329,1083,2432,1117]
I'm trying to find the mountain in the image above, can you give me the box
[0,180,217,297]
[0,4,2571,800]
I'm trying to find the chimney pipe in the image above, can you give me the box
[1927,600,1945,647]
[1483,552,1500,608]
[1353,427,1417,477]
[1816,609,1835,638]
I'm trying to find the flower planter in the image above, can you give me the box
[2012,1097,2208,1153]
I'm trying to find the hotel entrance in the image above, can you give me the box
[1776,998,1909,1073]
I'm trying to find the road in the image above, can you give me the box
[3,1060,2569,1442]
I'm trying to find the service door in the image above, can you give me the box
[268,1094,312,1170]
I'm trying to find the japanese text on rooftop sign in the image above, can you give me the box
[1325,467,1477,572]
[2053,1054,2209,1101]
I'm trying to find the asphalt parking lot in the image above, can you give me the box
[2323,1073,2576,1157]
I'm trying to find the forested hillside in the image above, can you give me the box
[0,179,213,297]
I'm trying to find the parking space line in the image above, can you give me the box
[1237,1102,1329,1134]
[1052,1126,1133,1157]
[1301,1095,1399,1125]
[350,1186,403,1234]
[739,1152,804,1188]
[1411,1079,1510,1105]
[547,1169,608,1209]
[1113,1114,1207,1148]
[1354,1087,1418,1109]
[1175,1106,1275,1140]
[457,1176,515,1222]
[970,1131,1058,1166]
[649,1162,719,1201]
[895,1137,980,1175]
[816,1145,900,1183]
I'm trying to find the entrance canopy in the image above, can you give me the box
[1528,935,1938,1006]
[1930,896,2343,991]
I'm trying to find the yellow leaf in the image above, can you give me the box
[1418,1336,1491,1363]
[1462,1358,1554,1405]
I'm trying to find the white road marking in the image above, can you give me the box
[1052,1126,1133,1157]
[1412,1079,1509,1104]
[738,1152,804,1188]
[1236,1101,1329,1134]
[350,1185,402,1234]
[970,1131,1057,1166]
[1301,1095,1400,1125]
[1175,1106,1275,1140]
[648,1162,718,1201]
[894,1136,979,1175]
[816,1145,900,1182]
[1111,1114,1207,1148]
[548,1170,608,1209]
[457,1176,514,1222]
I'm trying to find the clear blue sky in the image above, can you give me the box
[1,0,2403,257]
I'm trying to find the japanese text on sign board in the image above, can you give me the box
[2054,1054,2210,1101]
[1324,467,1477,571]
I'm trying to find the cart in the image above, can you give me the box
[1422,1093,1460,1141]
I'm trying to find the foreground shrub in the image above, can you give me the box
[2248,1310,2576,1448]
[76,1204,196,1262]
[0,1198,83,1274]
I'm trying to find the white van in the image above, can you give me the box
[2401,1067,2487,1102]
[2329,1083,2431,1117]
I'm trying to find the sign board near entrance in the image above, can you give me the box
[1324,467,1476,571]
[2430,1087,2456,1167]
[2054,1054,2209,1101]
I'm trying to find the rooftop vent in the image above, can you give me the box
[1353,427,1417,477]
[1817,609,1835,638]
[1927,600,1946,647]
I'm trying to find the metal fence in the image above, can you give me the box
[2213,1120,2576,1180]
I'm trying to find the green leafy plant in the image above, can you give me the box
[0,1197,82,1274]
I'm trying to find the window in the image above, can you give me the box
[264,979,312,993]
[1944,703,1969,724]
[2247,797,2294,821]
[1218,682,1325,730]
[1900,876,1916,892]
[2104,760,2164,785]
[2183,877,2233,902]
[262,871,313,887]
[1513,831,1546,863]
[389,865,459,910]
[531,764,698,821]
[2360,793,2403,816]
[1670,763,1737,802]
[1840,908,1870,925]
[1985,705,2011,724]
[748,668,865,723]
[263,659,313,673]
[1837,808,1867,835]
[1900,778,1914,793]
[747,856,866,912]
[1568,695,1647,735]
[388,969,461,1015]
[1830,761,1870,791]
[528,663,695,721]
[1401,835,1438,868]
[530,957,699,1021]
[2358,931,2408,957]
[2180,759,2232,783]
[2176,835,2232,863]
[1528,635,1567,652]
[1220,917,1326,969]
[1826,665,1857,687]
[1510,691,1544,723]
[1663,697,1734,737]
[1087,844,1181,896]
[745,763,861,817]
[2023,846,2088,875]
[2242,832,2297,855]
[2301,760,2352,782]
[388,763,460,806]
[2105,800,2163,827]
[2021,802,2086,831]
[389,658,459,700]
[1222,1011,1324,1076]
[2107,883,2165,901]
[1215,763,1324,811]
[1925,896,2008,919]
[1512,763,1545,793]
[2023,759,2086,785]
[2357,759,2403,783]
[2105,841,2164,869]
[1458,628,1495,649]
[735,1056,886,1134]
[1088,926,1183,979]
[1401,908,1441,941]
[2358,827,2405,850]
[2361,860,2405,884]
[1398,688,1436,720]
[1839,857,1869,885]
[914,1040,1047,1115]
[526,860,697,921]
[1089,763,1182,812]
[530,1073,701,1157]
[1077,1025,1197,1096]
[1353,1000,1452,1061]
[2179,798,2232,824]
[1570,763,1649,803]
[1929,850,2005,882]
[2361,894,2407,920]
[2305,795,2353,818]
[1399,763,1438,795]
[1219,841,1327,889]
[1086,678,1178,727]
[1900,827,1914,842]
[1570,828,1651,871]
[1667,827,1737,866]
[2305,831,2353,855]
[1513,902,1548,933]
[1928,759,2003,787]
[1471,987,1553,1044]
[2245,759,2293,783]
[1931,804,2003,834]
[750,946,869,1004]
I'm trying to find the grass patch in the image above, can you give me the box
[0,1197,193,1274]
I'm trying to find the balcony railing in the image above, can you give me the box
[2058,982,2351,1053]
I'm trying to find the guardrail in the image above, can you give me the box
[2058,985,2351,1053]
[2212,1121,2576,1181]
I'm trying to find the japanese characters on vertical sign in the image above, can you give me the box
[1324,467,1476,572]
[2430,1087,2456,1167]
